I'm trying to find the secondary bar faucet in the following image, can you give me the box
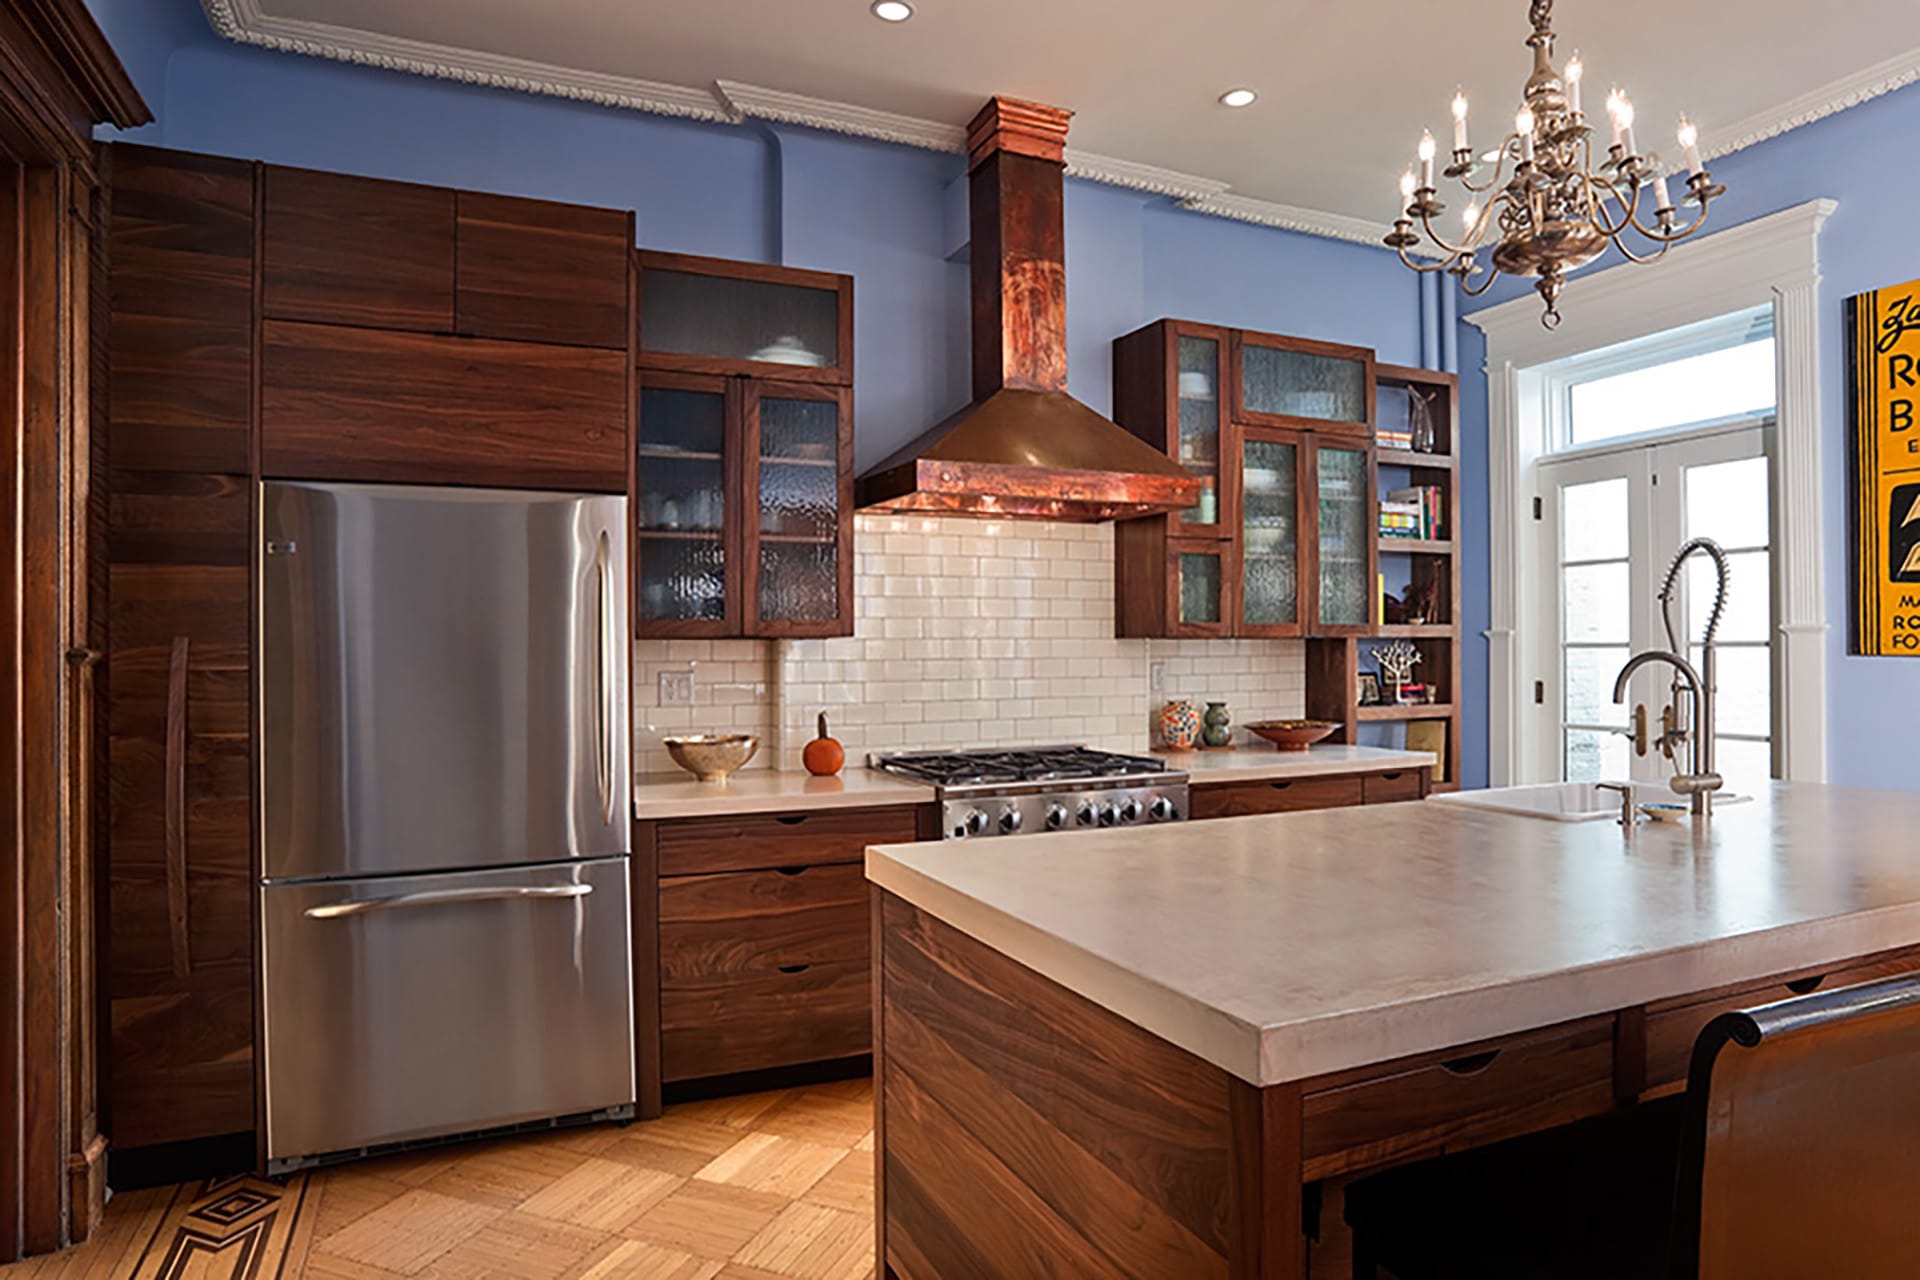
[1612,537,1729,817]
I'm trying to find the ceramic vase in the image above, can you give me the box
[1202,701,1231,747]
[1158,700,1201,751]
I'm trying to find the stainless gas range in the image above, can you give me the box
[871,746,1189,840]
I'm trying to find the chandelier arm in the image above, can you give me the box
[1460,265,1504,297]
[1414,203,1477,260]
[1458,144,1517,195]
[1394,245,1457,274]
[1609,236,1671,267]
[1587,172,1644,240]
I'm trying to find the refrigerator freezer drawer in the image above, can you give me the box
[261,857,634,1167]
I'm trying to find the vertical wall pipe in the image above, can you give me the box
[1419,270,1441,370]
[1440,273,1459,374]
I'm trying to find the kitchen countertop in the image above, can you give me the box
[865,782,1920,1086]
[1161,742,1433,783]
[632,768,933,820]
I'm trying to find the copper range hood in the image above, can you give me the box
[856,98,1201,522]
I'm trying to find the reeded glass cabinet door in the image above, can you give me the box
[637,376,732,633]
[749,383,850,633]
[638,254,849,381]
[1169,540,1227,636]
[1313,443,1374,632]
[1235,333,1374,432]
[1238,432,1300,633]
[1174,332,1225,532]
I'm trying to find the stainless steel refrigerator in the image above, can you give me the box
[258,481,634,1172]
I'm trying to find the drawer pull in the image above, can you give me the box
[1785,974,1828,995]
[774,865,808,877]
[777,963,812,975]
[1380,771,1404,781]
[775,815,810,826]
[1269,781,1295,791]
[1440,1049,1502,1077]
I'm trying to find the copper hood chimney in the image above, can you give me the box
[856,98,1201,521]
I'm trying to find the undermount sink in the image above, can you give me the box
[1430,781,1751,822]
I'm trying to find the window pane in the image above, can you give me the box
[1561,478,1628,562]
[1569,336,1775,445]
[1685,455,1770,549]
[1715,737,1774,796]
[1566,646,1631,725]
[1563,563,1630,643]
[1691,643,1772,738]
[1566,728,1629,782]
[1688,550,1771,644]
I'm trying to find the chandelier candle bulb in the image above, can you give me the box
[1516,108,1535,163]
[1606,88,1625,146]
[1451,90,1469,151]
[1462,199,1479,240]
[1399,168,1417,209]
[1648,170,1672,214]
[1565,52,1583,117]
[1418,129,1436,187]
[1615,94,1637,157]
[1677,117,1703,174]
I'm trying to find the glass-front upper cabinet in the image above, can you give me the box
[748,382,852,636]
[1109,320,1231,539]
[638,251,853,385]
[1236,430,1303,636]
[1170,540,1228,638]
[1173,331,1226,534]
[637,374,734,635]
[1311,441,1376,634]
[1233,330,1375,436]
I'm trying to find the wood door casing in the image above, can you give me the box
[104,471,255,1150]
[455,192,631,350]
[260,165,455,334]
[259,319,627,491]
[105,145,254,475]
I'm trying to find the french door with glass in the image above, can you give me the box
[1536,424,1776,794]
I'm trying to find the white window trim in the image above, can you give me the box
[1467,197,1835,786]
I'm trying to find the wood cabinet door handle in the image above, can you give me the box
[1440,1049,1502,1077]
[1268,780,1295,791]
[774,865,808,877]
[164,636,191,979]
[1785,974,1828,995]
[777,963,812,975]
[775,815,809,826]
[1380,771,1404,780]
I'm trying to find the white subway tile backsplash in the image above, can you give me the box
[634,513,1305,777]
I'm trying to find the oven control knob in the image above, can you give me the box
[999,807,1024,833]
[1099,803,1121,827]
[963,809,990,836]
[1076,802,1100,827]
[1148,795,1177,822]
[1045,804,1070,830]
[1117,797,1144,824]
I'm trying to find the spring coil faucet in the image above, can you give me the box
[1611,537,1730,817]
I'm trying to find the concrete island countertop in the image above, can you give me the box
[632,767,934,821]
[1162,742,1433,783]
[865,782,1920,1086]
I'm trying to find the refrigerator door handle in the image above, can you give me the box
[593,529,616,828]
[302,883,593,920]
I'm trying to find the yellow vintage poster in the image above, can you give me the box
[1847,278,1920,656]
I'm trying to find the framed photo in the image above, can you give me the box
[1356,672,1381,706]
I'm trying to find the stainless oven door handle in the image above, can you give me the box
[303,883,594,919]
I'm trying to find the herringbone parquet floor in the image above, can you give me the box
[8,1080,876,1280]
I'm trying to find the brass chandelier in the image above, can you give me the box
[1387,0,1726,328]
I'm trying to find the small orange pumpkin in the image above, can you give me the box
[802,712,845,776]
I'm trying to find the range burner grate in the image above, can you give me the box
[876,745,1170,787]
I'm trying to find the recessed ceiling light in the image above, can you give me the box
[871,1,913,21]
[1218,88,1258,108]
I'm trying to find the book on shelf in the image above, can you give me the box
[1376,428,1415,450]
[1379,484,1445,540]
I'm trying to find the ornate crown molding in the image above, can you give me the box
[198,0,729,122]
[198,1,1915,254]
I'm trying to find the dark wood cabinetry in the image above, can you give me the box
[259,319,627,490]
[1187,767,1428,820]
[103,472,255,1150]
[455,192,631,349]
[262,166,455,333]
[636,253,856,638]
[105,146,255,475]
[636,804,925,1103]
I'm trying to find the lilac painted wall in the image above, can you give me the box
[1453,82,1920,792]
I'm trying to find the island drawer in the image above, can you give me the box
[655,804,922,876]
[660,958,869,1081]
[1361,769,1425,804]
[1189,775,1363,819]
[1639,944,1920,1095]
[1300,1014,1617,1180]
[658,863,869,980]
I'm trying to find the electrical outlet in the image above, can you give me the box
[658,669,695,706]
[1150,661,1165,693]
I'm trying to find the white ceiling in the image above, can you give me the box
[232,0,1920,228]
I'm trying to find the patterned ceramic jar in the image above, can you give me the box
[1158,700,1201,751]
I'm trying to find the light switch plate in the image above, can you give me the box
[1150,662,1165,693]
[659,669,695,706]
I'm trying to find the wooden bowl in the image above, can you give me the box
[663,733,760,781]
[1245,720,1339,751]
